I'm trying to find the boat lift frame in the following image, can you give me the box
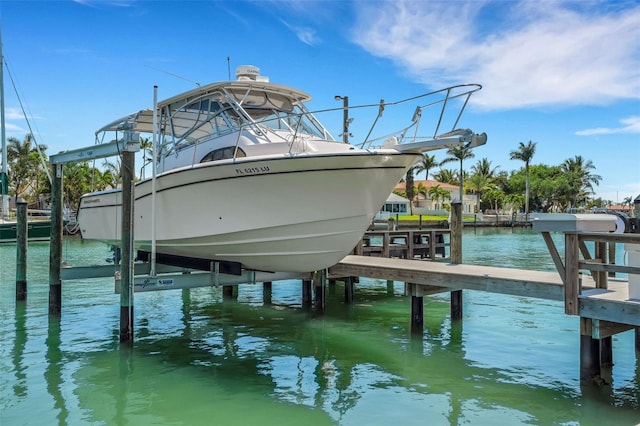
[48,128,310,344]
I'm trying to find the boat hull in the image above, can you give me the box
[77,152,419,272]
[0,220,52,243]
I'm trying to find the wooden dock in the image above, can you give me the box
[354,229,449,260]
[331,229,640,382]
[330,255,639,325]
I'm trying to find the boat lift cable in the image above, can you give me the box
[3,58,52,185]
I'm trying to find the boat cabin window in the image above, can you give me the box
[162,87,333,158]
[227,88,330,140]
[167,95,242,152]
[200,146,246,163]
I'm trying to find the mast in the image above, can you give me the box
[0,26,9,219]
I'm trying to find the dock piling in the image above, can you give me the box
[409,284,424,334]
[48,164,63,315]
[223,285,236,299]
[579,331,601,381]
[119,150,135,344]
[15,198,27,301]
[344,277,354,304]
[263,281,272,305]
[302,279,312,307]
[450,201,463,321]
[313,270,326,311]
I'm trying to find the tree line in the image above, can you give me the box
[401,140,628,214]
[2,134,154,211]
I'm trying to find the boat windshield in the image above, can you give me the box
[162,87,331,155]
[226,87,329,139]
[243,105,328,139]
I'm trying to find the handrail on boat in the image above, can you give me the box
[90,82,482,168]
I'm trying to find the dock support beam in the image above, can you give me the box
[48,164,63,315]
[450,201,463,321]
[15,198,27,301]
[119,150,135,344]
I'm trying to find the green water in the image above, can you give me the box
[1,229,638,425]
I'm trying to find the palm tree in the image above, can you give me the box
[505,193,525,214]
[416,182,428,205]
[414,154,438,180]
[560,155,602,207]
[440,146,474,202]
[465,173,493,213]
[428,184,451,209]
[139,136,154,178]
[509,141,536,216]
[471,157,499,179]
[432,168,458,185]
[102,158,121,188]
[6,134,48,203]
[623,196,632,209]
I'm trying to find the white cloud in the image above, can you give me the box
[280,19,320,46]
[351,0,640,110]
[5,107,26,120]
[576,116,640,135]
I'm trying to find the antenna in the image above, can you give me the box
[145,65,200,87]
[227,56,231,80]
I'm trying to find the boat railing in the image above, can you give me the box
[287,83,483,151]
[93,82,482,170]
[225,83,483,156]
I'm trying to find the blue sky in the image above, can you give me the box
[1,0,638,204]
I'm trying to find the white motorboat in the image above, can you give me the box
[77,66,486,272]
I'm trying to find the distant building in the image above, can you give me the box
[379,193,410,216]
[608,204,634,215]
[394,180,477,213]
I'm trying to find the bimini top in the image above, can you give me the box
[95,78,312,136]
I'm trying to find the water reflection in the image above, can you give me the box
[12,302,27,398]
[3,235,640,425]
[45,316,68,425]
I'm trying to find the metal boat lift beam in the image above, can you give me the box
[50,134,140,165]
[46,129,140,342]
[60,260,310,293]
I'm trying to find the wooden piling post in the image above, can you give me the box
[313,270,326,311]
[302,279,312,307]
[328,278,336,295]
[608,242,616,278]
[600,336,613,368]
[580,338,601,381]
[15,198,27,301]
[409,284,424,334]
[48,163,63,315]
[450,201,463,320]
[119,150,135,344]
[223,285,236,299]
[344,277,355,304]
[564,233,580,315]
[263,281,272,305]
